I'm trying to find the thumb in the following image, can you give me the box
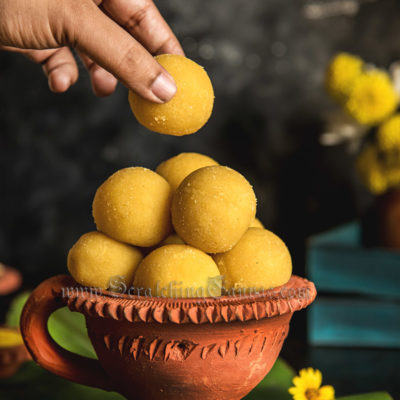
[65,1,176,103]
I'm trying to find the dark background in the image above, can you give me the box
[1,0,400,397]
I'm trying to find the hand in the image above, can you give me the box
[0,0,183,101]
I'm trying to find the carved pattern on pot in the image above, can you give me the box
[61,276,316,325]
[99,334,199,361]
[96,326,288,362]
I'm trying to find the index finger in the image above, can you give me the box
[100,0,184,56]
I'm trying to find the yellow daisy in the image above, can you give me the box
[377,114,400,152]
[325,53,363,102]
[289,368,335,400]
[345,70,398,126]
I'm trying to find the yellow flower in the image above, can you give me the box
[386,167,400,189]
[368,169,388,194]
[345,70,398,125]
[356,144,388,194]
[377,114,400,151]
[289,368,335,400]
[325,53,363,102]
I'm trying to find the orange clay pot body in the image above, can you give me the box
[363,188,400,249]
[20,275,316,400]
[0,266,22,296]
[378,188,400,249]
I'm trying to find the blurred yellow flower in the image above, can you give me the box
[387,167,400,188]
[377,114,400,151]
[325,53,363,102]
[345,70,398,125]
[357,144,387,194]
[289,368,335,400]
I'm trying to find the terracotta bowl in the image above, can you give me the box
[0,265,22,296]
[20,275,316,400]
[362,188,400,249]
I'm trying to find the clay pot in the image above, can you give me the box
[0,265,22,296]
[362,188,400,249]
[0,327,30,378]
[377,188,400,249]
[20,275,316,400]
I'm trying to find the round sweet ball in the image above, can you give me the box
[128,55,214,136]
[250,218,264,229]
[213,228,292,292]
[67,231,143,289]
[93,167,172,247]
[156,152,219,191]
[172,166,257,253]
[161,233,185,246]
[133,245,221,298]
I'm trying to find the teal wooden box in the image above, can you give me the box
[307,222,400,348]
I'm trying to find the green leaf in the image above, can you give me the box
[2,292,120,399]
[244,358,296,400]
[246,385,292,400]
[47,308,97,358]
[5,291,96,358]
[5,292,30,328]
[258,358,296,388]
[337,393,393,400]
[0,361,123,400]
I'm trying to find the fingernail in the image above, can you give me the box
[151,72,177,102]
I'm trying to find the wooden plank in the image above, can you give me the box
[308,297,400,348]
[307,223,400,298]
[309,222,361,247]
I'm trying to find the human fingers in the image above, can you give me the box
[78,52,118,96]
[24,47,79,93]
[67,0,176,102]
[101,0,184,56]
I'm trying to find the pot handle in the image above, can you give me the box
[20,275,113,392]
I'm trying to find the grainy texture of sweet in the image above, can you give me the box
[92,167,172,247]
[214,228,292,291]
[156,152,218,191]
[172,165,257,253]
[67,231,143,289]
[133,244,221,298]
[129,55,214,136]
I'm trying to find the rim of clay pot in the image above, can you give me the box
[61,275,316,324]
